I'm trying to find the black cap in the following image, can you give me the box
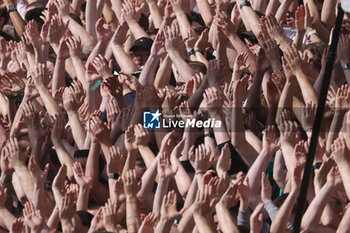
[129,37,153,52]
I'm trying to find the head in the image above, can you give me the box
[129,37,153,68]
[323,197,343,229]
[302,42,325,72]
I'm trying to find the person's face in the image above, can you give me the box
[285,12,295,28]
[130,47,150,68]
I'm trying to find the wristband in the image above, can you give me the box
[108,173,120,180]
[239,1,251,9]
[204,133,215,138]
[306,29,317,39]
[187,49,195,57]
[343,63,350,70]
[194,48,204,54]
[313,162,322,170]
[7,5,16,13]
[90,79,102,91]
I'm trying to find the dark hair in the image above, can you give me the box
[25,7,45,25]
[0,8,9,26]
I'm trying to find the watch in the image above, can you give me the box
[7,5,17,13]
[108,173,120,180]
[239,1,251,9]
[343,63,350,70]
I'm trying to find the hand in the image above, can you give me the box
[237,172,250,201]
[261,15,283,40]
[291,163,302,193]
[160,190,182,221]
[24,78,39,100]
[25,20,43,49]
[338,33,350,65]
[111,21,129,46]
[107,146,123,174]
[22,100,47,140]
[58,39,70,60]
[54,0,70,17]
[95,18,112,42]
[116,106,134,131]
[283,44,304,74]
[217,183,239,209]
[10,218,24,233]
[261,38,281,68]
[265,80,280,108]
[250,202,264,233]
[59,190,77,221]
[304,3,313,31]
[122,169,141,196]
[90,207,104,231]
[50,114,66,142]
[23,202,44,231]
[164,23,183,52]
[150,29,166,58]
[301,101,316,132]
[189,144,213,173]
[53,89,64,107]
[124,125,138,152]
[194,184,217,216]
[233,52,250,74]
[3,137,27,168]
[122,0,144,23]
[261,173,272,203]
[106,97,120,127]
[214,11,237,37]
[157,150,177,179]
[47,14,67,45]
[295,5,305,33]
[233,74,250,103]
[29,156,49,187]
[271,70,286,94]
[89,114,111,144]
[314,156,333,190]
[206,59,220,87]
[138,212,157,233]
[1,151,13,176]
[103,199,119,232]
[331,135,350,165]
[119,74,142,92]
[63,87,79,113]
[194,28,209,51]
[134,123,150,146]
[134,86,162,111]
[335,85,350,111]
[0,72,25,97]
[78,103,91,122]
[0,182,7,208]
[161,86,180,113]
[92,54,112,79]
[255,47,271,73]
[66,36,82,58]
[52,164,67,205]
[278,120,300,147]
[31,63,47,87]
[327,85,337,111]
[73,161,92,190]
[184,28,198,51]
[216,143,231,176]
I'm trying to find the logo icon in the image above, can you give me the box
[143,110,161,129]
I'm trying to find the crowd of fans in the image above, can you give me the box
[0,0,349,232]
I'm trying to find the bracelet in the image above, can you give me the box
[239,1,251,9]
[343,63,350,70]
[204,133,215,138]
[306,29,317,39]
[108,173,120,180]
[194,48,204,54]
[187,49,195,57]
